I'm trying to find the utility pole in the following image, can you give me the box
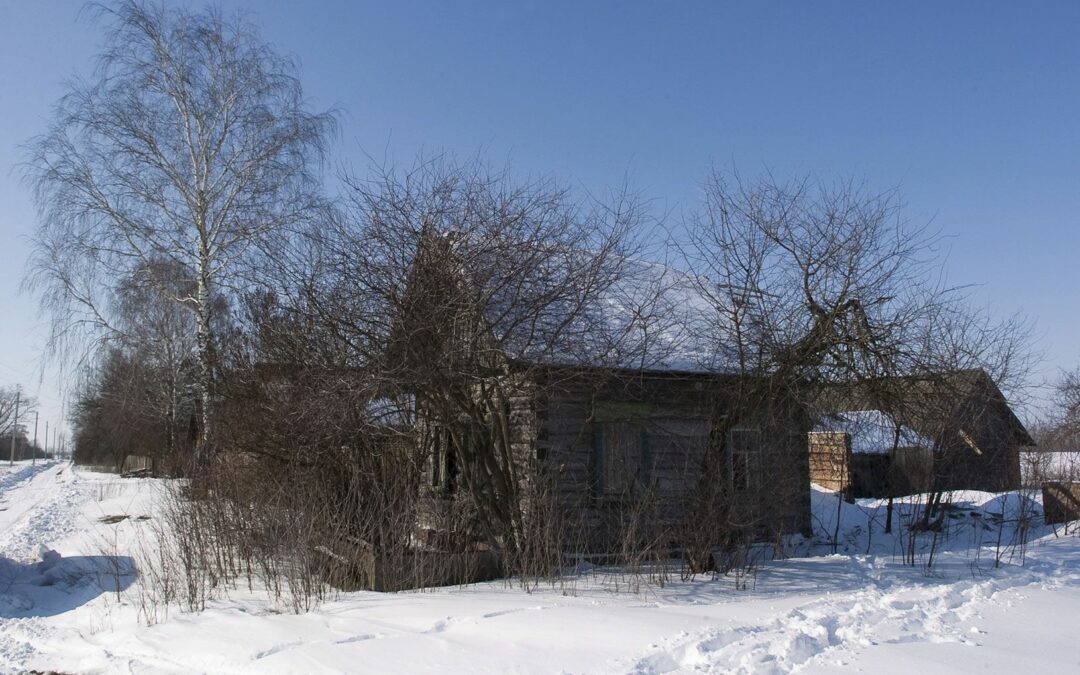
[32,411,39,466]
[8,388,19,466]
[44,420,48,462]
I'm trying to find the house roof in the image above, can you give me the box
[814,368,1035,451]
[478,253,728,374]
[552,259,724,373]
[813,410,932,454]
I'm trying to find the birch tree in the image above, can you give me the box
[24,1,335,458]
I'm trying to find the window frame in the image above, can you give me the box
[727,426,762,492]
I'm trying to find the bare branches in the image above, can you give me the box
[683,169,1035,396]
[23,0,337,456]
[0,388,37,439]
[295,156,655,561]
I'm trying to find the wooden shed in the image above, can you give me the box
[814,370,1033,494]
[1042,481,1080,526]
[809,410,933,498]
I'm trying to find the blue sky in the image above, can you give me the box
[1,1,1078,429]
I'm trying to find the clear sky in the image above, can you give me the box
[1,1,1078,429]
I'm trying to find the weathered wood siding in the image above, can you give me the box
[887,446,934,495]
[415,373,539,544]
[414,366,813,556]
[935,387,1026,493]
[535,369,812,552]
[316,537,501,592]
[808,431,851,493]
[808,431,933,498]
[814,370,1031,495]
[1042,481,1080,525]
[848,448,932,498]
[121,454,154,475]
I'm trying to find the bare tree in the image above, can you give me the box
[0,387,37,439]
[1028,367,1080,464]
[688,172,915,384]
[115,259,203,459]
[680,169,1035,558]
[1053,367,1080,438]
[23,0,336,459]
[145,155,651,597]
[289,157,652,569]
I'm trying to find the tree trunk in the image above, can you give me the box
[194,267,214,463]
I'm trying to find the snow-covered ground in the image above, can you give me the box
[1,461,1078,674]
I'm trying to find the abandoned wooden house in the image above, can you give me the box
[394,232,813,571]
[419,363,813,553]
[813,369,1033,496]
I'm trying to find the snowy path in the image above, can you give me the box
[0,461,79,561]
[0,467,1077,673]
[0,457,141,669]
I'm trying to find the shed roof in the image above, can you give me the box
[813,410,932,454]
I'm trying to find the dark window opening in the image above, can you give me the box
[728,427,762,492]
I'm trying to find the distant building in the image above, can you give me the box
[813,370,1033,497]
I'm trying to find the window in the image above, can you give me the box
[728,427,761,492]
[590,401,653,498]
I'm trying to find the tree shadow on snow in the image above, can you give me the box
[0,550,137,618]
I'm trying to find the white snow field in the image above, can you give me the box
[1,461,1078,674]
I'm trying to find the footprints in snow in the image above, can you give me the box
[252,606,547,662]
[254,633,385,661]
[629,580,1009,674]
[333,633,379,645]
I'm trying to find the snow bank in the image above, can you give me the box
[1,463,1078,674]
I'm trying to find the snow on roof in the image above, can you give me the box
[813,410,932,454]
[487,256,732,373]
[583,258,727,372]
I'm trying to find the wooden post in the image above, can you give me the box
[8,389,19,466]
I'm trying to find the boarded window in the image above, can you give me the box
[728,427,762,491]
[591,401,652,497]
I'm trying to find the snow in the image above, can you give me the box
[586,259,723,373]
[1,461,1079,674]
[813,410,932,454]
[1021,450,1080,484]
